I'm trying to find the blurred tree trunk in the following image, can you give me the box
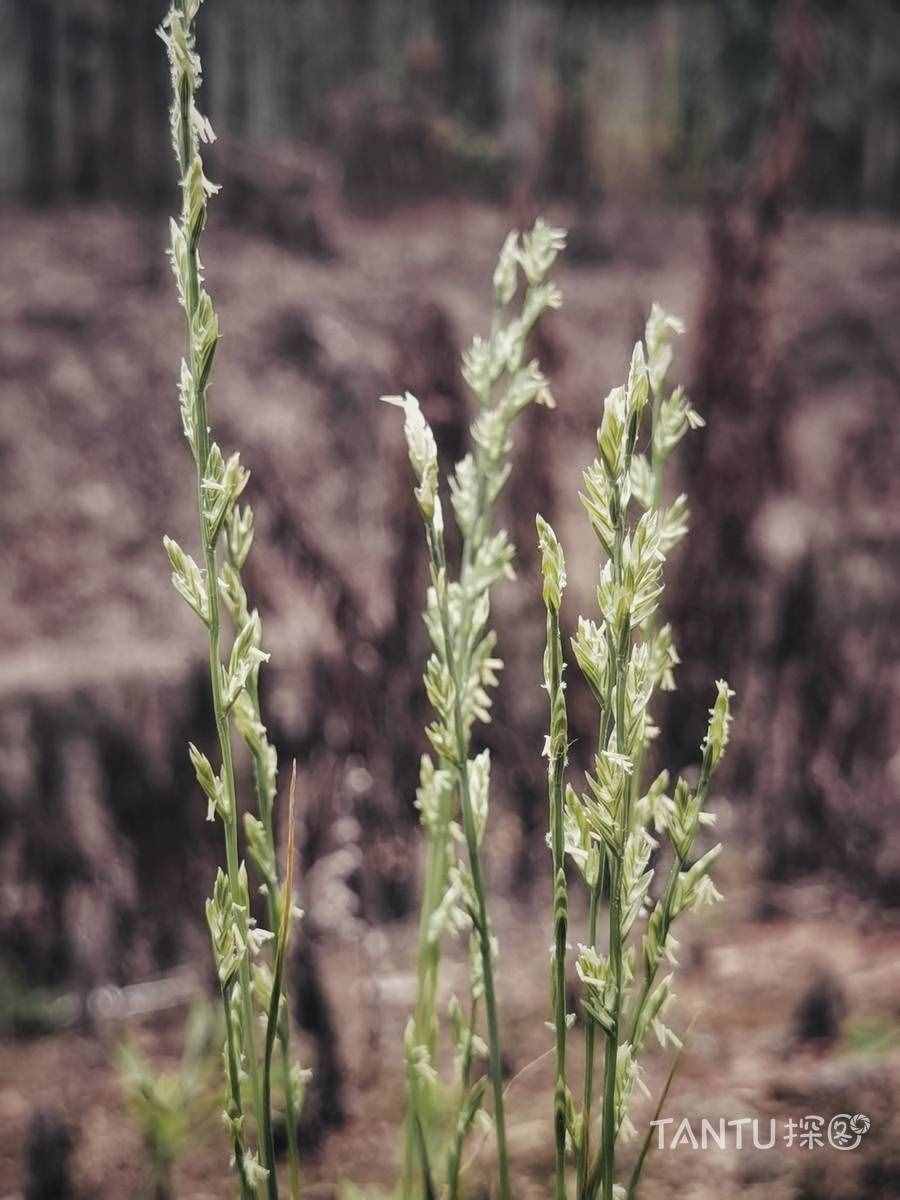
[500,0,550,214]
[65,0,103,198]
[666,0,817,784]
[861,6,900,210]
[21,0,58,204]
[433,0,500,127]
[109,0,138,201]
[227,1,250,137]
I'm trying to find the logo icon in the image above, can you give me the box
[827,1114,871,1150]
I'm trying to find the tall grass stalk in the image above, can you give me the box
[537,517,570,1200]
[387,219,565,1200]
[160,2,301,1194]
[537,309,734,1200]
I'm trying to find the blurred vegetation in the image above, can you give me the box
[2,0,900,210]
[117,1004,222,1200]
[0,966,72,1038]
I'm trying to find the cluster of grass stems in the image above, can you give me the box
[389,256,734,1200]
[158,4,733,1198]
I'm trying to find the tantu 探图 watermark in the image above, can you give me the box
[649,1114,872,1152]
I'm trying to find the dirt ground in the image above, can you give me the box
[1,196,899,1197]
[1,855,899,1198]
[2,197,899,652]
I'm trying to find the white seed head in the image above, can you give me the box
[382,392,439,521]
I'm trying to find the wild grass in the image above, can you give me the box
[159,2,302,1196]
[157,5,732,1197]
[390,290,733,1199]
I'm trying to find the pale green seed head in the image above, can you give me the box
[536,514,566,612]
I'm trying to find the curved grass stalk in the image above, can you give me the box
[260,765,298,1200]
[624,1027,685,1200]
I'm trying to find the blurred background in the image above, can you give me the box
[1,1,899,1197]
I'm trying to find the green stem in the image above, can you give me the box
[431,523,511,1200]
[404,408,517,1198]
[577,850,606,1200]
[247,685,302,1199]
[577,702,610,1199]
[628,858,680,1054]
[546,604,569,1200]
[597,867,622,1200]
[200,503,264,1145]
[458,788,510,1200]
[262,859,300,1200]
[597,502,629,1200]
[261,910,290,1200]
[402,1064,420,1200]
[222,982,254,1200]
[403,799,452,1200]
[446,995,480,1200]
[625,1039,684,1200]
[402,310,503,1195]
[402,283,547,1196]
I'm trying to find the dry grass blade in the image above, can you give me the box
[625,1013,698,1199]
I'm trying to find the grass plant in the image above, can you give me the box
[159,2,301,1195]
[536,309,733,1200]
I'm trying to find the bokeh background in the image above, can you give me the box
[1,1,899,1197]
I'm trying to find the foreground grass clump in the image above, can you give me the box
[536,309,733,1199]
[390,300,733,1199]
[159,2,303,1195]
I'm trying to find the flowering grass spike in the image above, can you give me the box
[159,2,303,1195]
[386,220,565,1200]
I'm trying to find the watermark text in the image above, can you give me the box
[650,1114,871,1152]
